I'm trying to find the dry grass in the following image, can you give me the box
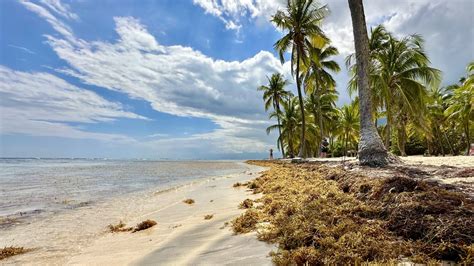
[0,246,30,260]
[183,198,195,205]
[108,221,132,233]
[239,198,254,209]
[235,160,474,264]
[204,214,214,220]
[133,219,157,232]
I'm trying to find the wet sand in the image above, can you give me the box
[1,164,273,265]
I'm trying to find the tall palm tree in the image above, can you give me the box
[303,44,341,156]
[267,96,301,158]
[347,0,388,166]
[304,88,339,156]
[272,0,329,158]
[338,100,360,157]
[347,25,440,154]
[425,85,460,155]
[258,73,292,158]
[445,64,474,154]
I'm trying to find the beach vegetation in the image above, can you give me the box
[204,214,214,220]
[108,221,132,232]
[239,199,254,209]
[259,0,472,162]
[183,198,195,205]
[232,209,261,234]
[132,219,157,232]
[271,0,330,158]
[236,161,474,264]
[0,246,30,260]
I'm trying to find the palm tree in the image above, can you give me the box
[304,88,339,156]
[426,86,454,155]
[445,63,474,154]
[258,73,292,158]
[272,0,329,158]
[338,100,360,157]
[347,24,440,156]
[303,44,341,156]
[347,0,388,166]
[267,96,301,158]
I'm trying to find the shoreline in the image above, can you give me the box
[1,162,274,265]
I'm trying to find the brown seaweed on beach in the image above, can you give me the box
[239,198,254,209]
[235,160,474,264]
[133,219,157,232]
[108,221,132,232]
[0,246,30,260]
[232,209,260,233]
[233,182,248,188]
[204,214,214,220]
[183,198,195,204]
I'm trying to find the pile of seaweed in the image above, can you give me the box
[0,247,30,260]
[233,161,473,265]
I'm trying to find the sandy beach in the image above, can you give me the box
[1,163,273,265]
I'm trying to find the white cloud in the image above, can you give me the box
[39,0,79,21]
[193,0,285,32]
[15,0,472,157]
[0,65,144,142]
[18,1,68,37]
[20,2,288,154]
[7,44,36,54]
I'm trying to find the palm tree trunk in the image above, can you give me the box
[275,102,285,158]
[348,0,388,166]
[296,51,306,158]
[397,126,407,156]
[385,113,391,149]
[442,130,455,155]
[436,128,445,156]
[465,121,470,155]
[344,132,348,157]
[288,131,294,158]
[317,85,324,158]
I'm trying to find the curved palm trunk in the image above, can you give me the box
[296,52,306,158]
[275,102,286,158]
[348,0,388,166]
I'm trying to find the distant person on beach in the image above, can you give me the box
[470,143,474,156]
[269,148,273,160]
[321,138,329,158]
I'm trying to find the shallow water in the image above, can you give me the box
[0,159,247,221]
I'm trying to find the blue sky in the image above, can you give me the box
[0,0,473,159]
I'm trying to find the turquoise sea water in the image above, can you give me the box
[0,159,247,220]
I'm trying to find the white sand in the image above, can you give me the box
[401,155,474,167]
[1,164,273,265]
[301,155,474,168]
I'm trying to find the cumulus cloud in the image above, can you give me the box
[16,0,472,156]
[0,65,144,141]
[193,0,285,31]
[192,0,473,87]
[20,1,290,154]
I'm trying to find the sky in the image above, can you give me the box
[0,0,473,159]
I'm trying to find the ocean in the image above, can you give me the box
[0,158,248,222]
